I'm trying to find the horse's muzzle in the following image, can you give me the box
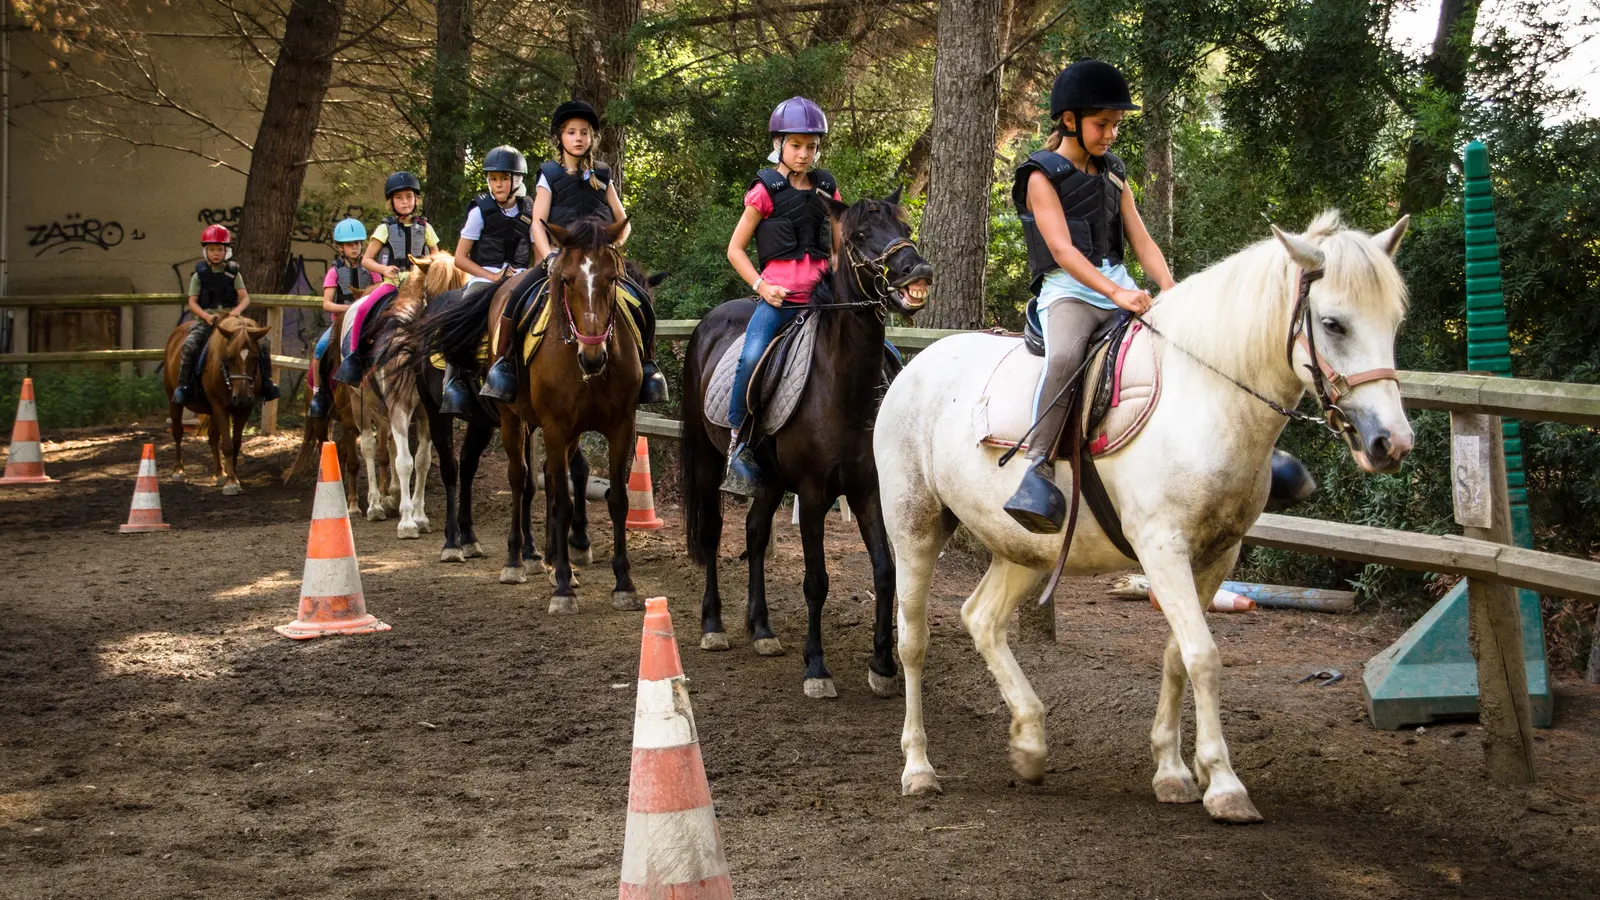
[578,347,609,377]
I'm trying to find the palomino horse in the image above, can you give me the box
[875,212,1412,823]
[680,191,934,699]
[285,329,393,516]
[163,314,269,494]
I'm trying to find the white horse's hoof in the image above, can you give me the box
[700,632,730,652]
[222,482,242,496]
[463,542,485,559]
[548,595,578,615]
[524,558,546,574]
[440,547,465,563]
[397,522,420,540]
[415,517,432,534]
[347,503,362,516]
[753,638,785,657]
[1154,772,1203,804]
[902,771,942,796]
[571,546,593,567]
[366,506,387,522]
[499,566,527,585]
[382,498,400,515]
[611,591,643,612]
[547,568,579,587]
[1204,789,1264,824]
[1009,745,1047,785]
[867,669,899,698]
[803,678,837,699]
[170,471,186,484]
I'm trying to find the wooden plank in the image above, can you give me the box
[1451,412,1495,529]
[1398,370,1600,427]
[271,354,310,373]
[261,307,284,436]
[0,294,325,309]
[636,412,682,441]
[0,349,166,364]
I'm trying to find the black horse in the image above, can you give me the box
[680,191,933,698]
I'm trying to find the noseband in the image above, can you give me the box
[1286,269,1399,453]
[555,247,621,350]
[844,236,920,309]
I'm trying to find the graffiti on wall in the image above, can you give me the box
[27,213,146,256]
[195,204,369,246]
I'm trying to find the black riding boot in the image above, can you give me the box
[1003,456,1068,534]
[480,333,518,402]
[1266,448,1318,512]
[171,322,211,406]
[720,431,764,497]
[307,352,335,418]
[635,299,669,405]
[256,338,280,402]
[440,363,478,419]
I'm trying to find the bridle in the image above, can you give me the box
[553,247,622,374]
[810,234,922,319]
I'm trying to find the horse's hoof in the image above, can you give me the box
[700,632,730,652]
[803,678,837,699]
[499,566,527,585]
[1154,773,1203,804]
[547,568,579,587]
[397,522,420,540]
[415,517,432,534]
[1009,746,1047,785]
[902,771,943,797]
[611,591,643,612]
[463,542,486,559]
[753,637,785,657]
[867,669,899,698]
[1204,790,1264,824]
[524,558,547,575]
[571,546,593,567]
[348,503,362,516]
[222,483,242,496]
[366,507,387,522]
[382,499,400,515]
[170,471,186,484]
[548,595,579,615]
[440,547,465,564]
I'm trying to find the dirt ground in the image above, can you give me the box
[2,425,1598,900]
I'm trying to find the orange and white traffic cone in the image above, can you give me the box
[625,436,665,531]
[275,441,390,640]
[1,378,57,485]
[120,443,171,533]
[620,597,733,900]
[1151,588,1257,613]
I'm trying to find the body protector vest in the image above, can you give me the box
[1012,150,1127,294]
[332,257,375,303]
[469,194,534,271]
[751,168,837,272]
[540,161,614,228]
[194,261,238,310]
[381,215,429,271]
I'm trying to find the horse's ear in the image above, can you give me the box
[246,325,269,341]
[545,220,568,247]
[1371,215,1410,258]
[214,319,238,339]
[885,185,904,207]
[647,271,669,288]
[606,217,628,245]
[825,194,849,219]
[410,254,430,271]
[1271,224,1326,272]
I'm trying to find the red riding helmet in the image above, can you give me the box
[200,224,232,246]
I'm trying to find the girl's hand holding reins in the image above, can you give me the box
[382,264,400,280]
[1112,287,1152,315]
[757,281,789,306]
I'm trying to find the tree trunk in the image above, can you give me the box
[921,0,1003,330]
[571,0,641,196]
[1142,98,1174,248]
[424,0,473,237]
[1399,0,1483,215]
[1588,608,1600,684]
[235,0,344,295]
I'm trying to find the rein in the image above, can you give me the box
[801,236,922,317]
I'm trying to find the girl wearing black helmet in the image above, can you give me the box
[363,171,438,286]
[1001,59,1177,535]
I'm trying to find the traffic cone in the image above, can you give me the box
[625,436,665,531]
[120,443,171,533]
[275,441,390,640]
[1,378,57,485]
[1151,588,1257,613]
[620,597,733,900]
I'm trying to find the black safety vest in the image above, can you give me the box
[381,215,429,271]
[332,258,374,303]
[194,261,238,310]
[469,194,534,270]
[751,167,837,271]
[1013,150,1126,294]
[540,161,614,228]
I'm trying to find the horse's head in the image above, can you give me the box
[409,249,468,299]
[546,215,628,377]
[1272,213,1413,473]
[827,188,933,317]
[215,316,269,409]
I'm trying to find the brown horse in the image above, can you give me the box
[163,315,269,494]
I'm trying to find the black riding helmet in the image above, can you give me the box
[1050,59,1139,156]
[385,170,422,198]
[551,100,601,135]
[483,145,528,175]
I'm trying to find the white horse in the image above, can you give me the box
[874,212,1412,823]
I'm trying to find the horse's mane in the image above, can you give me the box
[419,249,467,296]
[560,214,615,253]
[1146,210,1408,388]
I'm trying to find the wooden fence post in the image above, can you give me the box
[1453,412,1537,784]
[261,305,283,436]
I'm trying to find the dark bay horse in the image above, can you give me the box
[680,191,934,698]
[163,314,269,494]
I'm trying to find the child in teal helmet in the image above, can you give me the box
[309,217,376,418]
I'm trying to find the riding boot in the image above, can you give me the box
[720,430,764,497]
[171,322,211,406]
[440,363,477,418]
[256,338,280,402]
[1004,455,1068,534]
[634,299,669,404]
[1265,448,1318,512]
[480,314,518,402]
[308,387,332,419]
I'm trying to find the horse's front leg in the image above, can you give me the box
[605,426,641,611]
[458,422,493,559]
[222,410,246,495]
[207,411,224,487]
[389,406,421,539]
[411,412,432,534]
[521,433,540,570]
[566,448,593,566]
[168,402,186,483]
[846,485,899,698]
[434,410,464,563]
[359,426,386,521]
[543,427,579,614]
[499,417,529,584]
[1140,540,1262,823]
[795,488,837,699]
[744,483,788,657]
[960,557,1049,782]
[336,422,360,515]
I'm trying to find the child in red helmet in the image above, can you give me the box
[173,225,280,405]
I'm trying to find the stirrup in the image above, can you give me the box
[638,362,670,404]
[1003,458,1067,534]
[720,436,764,497]
[479,356,518,402]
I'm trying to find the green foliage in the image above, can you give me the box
[0,368,170,430]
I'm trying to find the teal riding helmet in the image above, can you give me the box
[332,217,368,244]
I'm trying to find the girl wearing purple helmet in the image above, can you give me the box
[720,96,843,487]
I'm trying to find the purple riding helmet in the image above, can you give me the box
[768,97,828,162]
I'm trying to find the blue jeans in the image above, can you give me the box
[729,302,804,430]
[314,326,332,361]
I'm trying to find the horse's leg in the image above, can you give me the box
[961,557,1048,782]
[207,411,224,487]
[605,426,640,612]
[543,426,579,614]
[459,422,493,560]
[389,404,420,539]
[337,422,360,515]
[744,483,788,657]
[168,402,186,483]
[359,424,387,521]
[435,411,465,563]
[1141,543,1261,823]
[794,487,838,699]
[522,433,542,571]
[500,417,529,584]
[566,449,592,567]
[381,420,401,514]
[224,410,246,495]
[695,438,730,652]
[412,412,432,534]
[1149,550,1239,806]
[893,512,953,796]
[846,485,899,698]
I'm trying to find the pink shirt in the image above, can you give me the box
[744,181,843,303]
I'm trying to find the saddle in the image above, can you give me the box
[342,284,398,358]
[704,305,819,435]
